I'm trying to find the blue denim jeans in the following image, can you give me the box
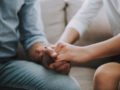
[0,60,80,90]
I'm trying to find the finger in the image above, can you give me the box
[55,42,65,53]
[41,51,55,68]
[54,62,66,70]
[49,61,71,74]
[49,61,65,70]
[56,54,70,62]
[45,47,57,58]
[55,62,71,74]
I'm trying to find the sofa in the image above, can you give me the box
[39,0,116,90]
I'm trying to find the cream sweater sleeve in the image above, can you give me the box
[66,0,103,36]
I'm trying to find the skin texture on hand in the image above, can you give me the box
[55,42,92,64]
[41,48,71,75]
[42,50,55,69]
[28,42,46,62]
[49,61,71,75]
[28,43,71,75]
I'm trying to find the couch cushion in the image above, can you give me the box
[40,0,66,43]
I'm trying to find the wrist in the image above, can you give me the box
[83,46,98,61]
[28,42,50,59]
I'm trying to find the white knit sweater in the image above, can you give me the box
[66,0,120,36]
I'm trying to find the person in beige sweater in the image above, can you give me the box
[49,0,120,90]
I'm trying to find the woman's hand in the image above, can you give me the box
[55,42,93,64]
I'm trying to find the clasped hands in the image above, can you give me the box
[29,42,71,75]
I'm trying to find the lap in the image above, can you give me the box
[0,60,80,90]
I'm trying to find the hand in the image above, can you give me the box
[28,43,47,62]
[41,47,71,75]
[41,47,57,68]
[28,43,71,74]
[55,42,92,64]
[49,61,71,75]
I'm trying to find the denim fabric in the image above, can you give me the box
[0,86,26,90]
[0,0,48,58]
[0,60,80,90]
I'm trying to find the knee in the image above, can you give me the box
[61,77,80,90]
[46,76,80,90]
[94,62,120,85]
[10,61,80,90]
[70,77,80,90]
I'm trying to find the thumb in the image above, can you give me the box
[45,47,57,58]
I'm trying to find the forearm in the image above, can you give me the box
[86,34,120,60]
[57,28,80,44]
[57,0,103,44]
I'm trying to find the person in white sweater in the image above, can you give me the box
[50,0,120,90]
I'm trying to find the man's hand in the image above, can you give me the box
[49,61,71,75]
[28,42,46,63]
[41,47,56,68]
